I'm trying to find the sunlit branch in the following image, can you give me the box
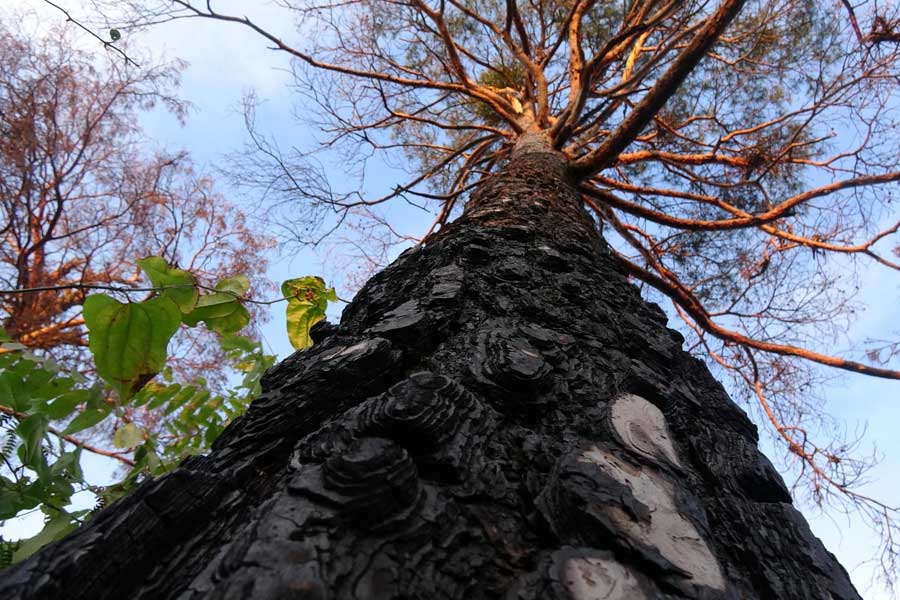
[446,0,549,125]
[594,206,900,380]
[165,1,491,99]
[0,404,135,466]
[572,0,748,177]
[582,172,900,238]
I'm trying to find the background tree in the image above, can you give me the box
[0,15,280,556]
[97,0,900,578]
[0,90,867,599]
[0,19,274,385]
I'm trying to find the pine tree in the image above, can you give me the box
[0,134,860,598]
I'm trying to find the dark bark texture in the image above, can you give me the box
[0,149,860,599]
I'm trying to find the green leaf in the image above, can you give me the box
[113,423,143,448]
[281,276,336,351]
[0,370,29,412]
[130,442,161,477]
[204,422,223,447]
[183,293,237,320]
[281,276,334,306]
[43,389,90,421]
[162,385,197,416]
[285,300,324,350]
[206,303,250,335]
[182,293,249,334]
[135,382,180,409]
[215,275,250,297]
[49,449,83,482]
[12,510,79,563]
[138,256,199,314]
[62,407,110,435]
[0,478,37,520]
[25,370,59,401]
[218,334,258,353]
[16,414,48,471]
[83,294,181,400]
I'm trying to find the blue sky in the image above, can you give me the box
[3,2,899,596]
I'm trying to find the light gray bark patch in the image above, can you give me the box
[609,393,681,468]
[563,554,647,600]
[578,446,725,591]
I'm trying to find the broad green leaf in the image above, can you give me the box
[182,293,250,334]
[24,369,58,400]
[285,300,324,350]
[113,423,143,448]
[281,276,336,306]
[138,256,199,314]
[131,442,162,476]
[43,389,91,420]
[186,293,240,318]
[218,334,258,353]
[12,510,79,563]
[62,407,110,435]
[215,275,250,297]
[0,477,38,520]
[83,384,106,409]
[16,414,48,471]
[281,276,336,350]
[83,294,181,400]
[49,449,83,482]
[204,303,250,335]
[0,370,29,412]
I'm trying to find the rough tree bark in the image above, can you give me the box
[0,140,860,599]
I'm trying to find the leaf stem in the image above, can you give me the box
[0,283,290,306]
[0,405,135,466]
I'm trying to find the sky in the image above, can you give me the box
[2,1,899,597]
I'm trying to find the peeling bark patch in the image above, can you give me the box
[563,555,647,600]
[579,447,725,590]
[609,393,681,467]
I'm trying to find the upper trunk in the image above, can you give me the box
[461,130,596,246]
[0,151,859,599]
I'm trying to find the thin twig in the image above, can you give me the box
[40,0,140,67]
[0,404,135,466]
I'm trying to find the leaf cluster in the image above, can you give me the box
[1,256,338,565]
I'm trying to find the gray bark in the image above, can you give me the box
[0,146,860,599]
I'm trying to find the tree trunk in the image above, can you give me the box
[0,143,860,600]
